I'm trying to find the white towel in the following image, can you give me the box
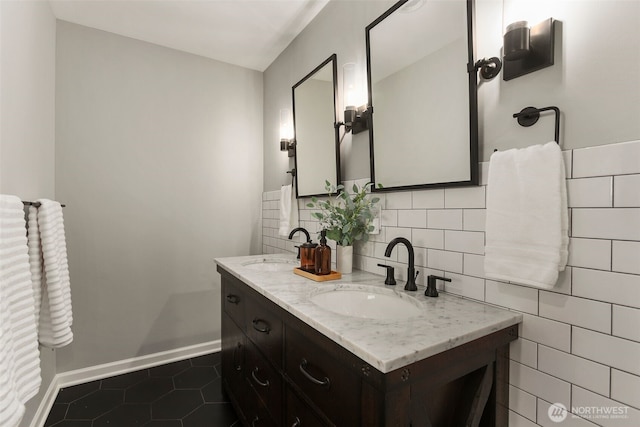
[0,194,41,427]
[484,142,569,289]
[29,199,73,348]
[278,184,299,237]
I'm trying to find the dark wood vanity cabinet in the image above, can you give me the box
[219,267,518,427]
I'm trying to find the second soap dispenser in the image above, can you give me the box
[314,230,332,275]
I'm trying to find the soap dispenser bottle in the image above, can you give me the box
[299,240,318,273]
[315,230,332,275]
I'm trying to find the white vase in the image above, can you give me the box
[336,245,353,274]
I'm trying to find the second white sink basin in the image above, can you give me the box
[309,285,422,320]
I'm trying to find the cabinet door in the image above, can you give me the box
[221,313,248,416]
[246,294,283,367]
[285,386,328,427]
[285,327,361,425]
[246,339,283,423]
[223,275,246,330]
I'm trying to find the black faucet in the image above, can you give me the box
[288,227,311,259]
[384,237,418,291]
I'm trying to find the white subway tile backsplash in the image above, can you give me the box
[427,209,463,230]
[573,140,640,178]
[539,292,611,334]
[572,385,640,427]
[444,230,485,255]
[567,177,613,208]
[398,209,427,228]
[510,338,538,368]
[509,410,538,427]
[572,327,640,376]
[612,305,640,342]
[510,361,571,407]
[427,249,463,273]
[568,238,612,270]
[412,228,444,249]
[412,188,444,209]
[553,267,572,295]
[463,209,486,232]
[520,313,571,352]
[399,246,427,268]
[614,174,640,207]
[385,191,412,209]
[442,273,484,300]
[384,227,412,243]
[509,385,537,422]
[611,369,640,410]
[612,240,640,275]
[486,280,539,315]
[381,209,398,227]
[445,186,486,209]
[538,345,610,396]
[573,268,640,309]
[572,208,640,240]
[463,253,485,278]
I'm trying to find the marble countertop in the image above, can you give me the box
[215,253,522,373]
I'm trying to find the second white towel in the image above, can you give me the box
[28,199,73,348]
[484,142,568,289]
[278,184,299,237]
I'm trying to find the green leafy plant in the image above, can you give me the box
[306,181,381,247]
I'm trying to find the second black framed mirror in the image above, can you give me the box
[366,0,479,191]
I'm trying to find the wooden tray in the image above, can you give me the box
[293,267,342,282]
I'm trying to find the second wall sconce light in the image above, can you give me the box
[503,18,555,80]
[279,108,295,157]
[341,63,369,134]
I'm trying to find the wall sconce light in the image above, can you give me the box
[503,18,555,80]
[279,108,295,157]
[341,63,369,134]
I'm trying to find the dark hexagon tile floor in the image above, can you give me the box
[44,352,239,427]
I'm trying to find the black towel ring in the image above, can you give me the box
[512,106,561,145]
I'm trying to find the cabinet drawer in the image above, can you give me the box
[223,275,246,329]
[285,327,360,426]
[246,295,283,367]
[285,386,328,427]
[246,340,283,423]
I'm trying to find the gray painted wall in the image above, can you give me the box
[0,1,58,426]
[263,0,640,191]
[54,21,264,371]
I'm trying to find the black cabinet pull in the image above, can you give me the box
[299,358,330,388]
[226,294,240,304]
[251,367,270,387]
[252,319,271,334]
[291,416,301,427]
[232,342,242,371]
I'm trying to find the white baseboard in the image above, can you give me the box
[30,340,221,427]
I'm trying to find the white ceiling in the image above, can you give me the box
[48,0,330,71]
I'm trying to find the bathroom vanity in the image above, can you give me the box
[216,254,522,427]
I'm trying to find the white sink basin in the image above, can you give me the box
[309,285,422,320]
[242,258,298,272]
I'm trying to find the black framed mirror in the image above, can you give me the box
[366,0,478,191]
[292,54,341,198]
